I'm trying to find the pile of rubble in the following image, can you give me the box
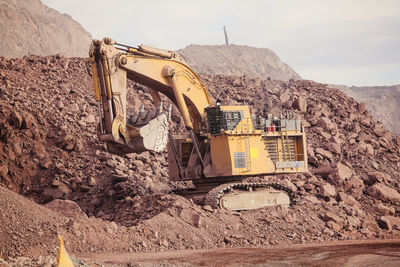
[1,55,400,261]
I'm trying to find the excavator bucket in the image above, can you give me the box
[56,235,74,267]
[104,108,170,155]
[124,111,170,153]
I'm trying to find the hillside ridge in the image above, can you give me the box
[0,0,91,58]
[178,44,301,81]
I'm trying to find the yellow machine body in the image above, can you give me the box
[168,105,307,180]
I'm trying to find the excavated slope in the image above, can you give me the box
[178,44,301,81]
[346,85,400,136]
[0,0,91,58]
[1,56,400,263]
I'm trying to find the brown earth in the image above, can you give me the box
[0,0,91,58]
[1,55,400,265]
[80,240,400,266]
[178,44,301,81]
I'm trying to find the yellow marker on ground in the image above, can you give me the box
[57,235,74,267]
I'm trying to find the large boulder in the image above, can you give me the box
[336,163,353,181]
[292,96,307,112]
[42,183,71,201]
[313,163,335,178]
[367,183,400,202]
[378,216,400,231]
[337,192,360,207]
[318,117,335,132]
[320,183,336,198]
[45,199,87,218]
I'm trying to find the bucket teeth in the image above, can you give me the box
[128,105,166,127]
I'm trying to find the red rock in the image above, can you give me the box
[385,216,400,229]
[86,114,96,124]
[87,177,96,187]
[327,143,341,154]
[357,141,374,155]
[281,178,297,192]
[374,203,395,215]
[315,148,333,161]
[303,195,320,204]
[192,213,202,228]
[336,163,352,181]
[0,160,8,178]
[45,199,87,218]
[179,208,202,228]
[327,173,342,185]
[357,133,370,142]
[361,115,372,127]
[357,102,367,114]
[369,172,392,184]
[326,220,341,232]
[321,211,343,226]
[337,192,360,207]
[377,216,392,230]
[303,183,315,191]
[21,113,35,129]
[39,158,52,169]
[329,135,342,144]
[365,144,375,155]
[318,117,335,132]
[42,184,71,200]
[203,205,213,212]
[279,91,290,103]
[320,183,336,198]
[345,176,364,190]
[320,131,331,141]
[74,140,84,152]
[383,131,393,142]
[368,183,400,202]
[292,96,307,112]
[10,111,23,128]
[313,163,334,177]
[347,216,361,230]
[374,124,385,137]
[56,133,75,151]
[133,160,145,168]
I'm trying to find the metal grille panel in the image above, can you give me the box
[234,152,246,168]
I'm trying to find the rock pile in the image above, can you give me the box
[1,56,400,261]
[344,84,400,136]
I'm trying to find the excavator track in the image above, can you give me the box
[203,182,296,211]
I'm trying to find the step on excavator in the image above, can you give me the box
[89,37,308,210]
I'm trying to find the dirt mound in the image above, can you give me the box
[178,44,301,81]
[1,56,400,263]
[0,0,91,58]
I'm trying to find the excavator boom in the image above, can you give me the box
[90,37,212,155]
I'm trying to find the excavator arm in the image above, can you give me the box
[89,37,212,155]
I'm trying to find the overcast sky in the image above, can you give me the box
[42,0,400,86]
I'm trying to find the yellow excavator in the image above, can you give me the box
[89,37,307,210]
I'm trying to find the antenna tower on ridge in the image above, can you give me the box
[223,26,229,45]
